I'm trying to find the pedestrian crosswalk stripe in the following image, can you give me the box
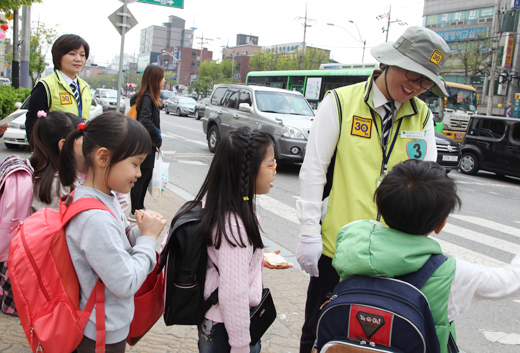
[430,236,506,267]
[451,215,520,239]
[257,195,299,224]
[442,223,520,255]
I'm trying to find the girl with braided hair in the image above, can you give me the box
[175,126,278,352]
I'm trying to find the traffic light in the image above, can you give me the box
[137,71,144,74]
[122,70,129,73]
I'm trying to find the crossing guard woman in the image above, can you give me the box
[26,34,91,149]
[296,26,452,353]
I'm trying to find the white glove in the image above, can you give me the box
[296,234,323,277]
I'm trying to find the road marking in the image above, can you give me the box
[161,120,202,133]
[161,131,206,147]
[256,195,299,225]
[480,330,520,345]
[442,223,520,255]
[430,236,506,267]
[178,160,206,166]
[450,215,520,240]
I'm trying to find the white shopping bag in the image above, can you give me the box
[148,152,169,200]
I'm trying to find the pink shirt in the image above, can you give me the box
[204,213,264,353]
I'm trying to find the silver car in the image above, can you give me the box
[94,89,125,111]
[164,96,197,117]
[202,84,314,163]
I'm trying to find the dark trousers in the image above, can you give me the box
[299,255,340,353]
[130,152,155,214]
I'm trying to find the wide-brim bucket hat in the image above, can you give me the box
[371,26,450,97]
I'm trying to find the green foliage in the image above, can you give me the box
[30,24,57,86]
[0,86,31,119]
[83,72,143,92]
[0,0,42,16]
[190,59,240,97]
[249,47,328,71]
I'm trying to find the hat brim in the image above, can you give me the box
[371,42,449,97]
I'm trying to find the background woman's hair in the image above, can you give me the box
[30,111,82,204]
[170,127,275,250]
[135,65,164,109]
[59,111,152,188]
[52,34,90,70]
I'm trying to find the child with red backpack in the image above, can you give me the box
[56,112,167,352]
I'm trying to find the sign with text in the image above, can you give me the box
[435,27,489,42]
[503,33,515,69]
[137,0,183,9]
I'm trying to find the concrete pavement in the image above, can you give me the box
[0,186,309,352]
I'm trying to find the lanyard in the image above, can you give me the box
[369,108,403,175]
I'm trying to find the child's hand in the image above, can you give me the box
[135,209,167,240]
[264,249,293,269]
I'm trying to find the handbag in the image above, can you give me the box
[126,104,138,119]
[148,152,169,200]
[249,287,277,345]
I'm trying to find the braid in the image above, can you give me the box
[240,131,254,200]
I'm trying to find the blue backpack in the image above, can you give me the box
[315,255,458,353]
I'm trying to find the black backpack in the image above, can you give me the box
[159,201,218,325]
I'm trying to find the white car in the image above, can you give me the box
[2,98,103,149]
[93,89,126,111]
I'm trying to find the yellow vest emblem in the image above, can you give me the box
[429,49,444,66]
[351,116,372,138]
[59,92,73,105]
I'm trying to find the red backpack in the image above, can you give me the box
[9,194,164,353]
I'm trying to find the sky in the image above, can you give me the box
[9,0,427,66]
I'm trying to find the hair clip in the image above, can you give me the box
[37,110,47,118]
[78,122,86,130]
[243,196,249,201]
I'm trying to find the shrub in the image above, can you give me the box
[0,86,31,119]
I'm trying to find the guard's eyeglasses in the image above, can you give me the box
[405,70,434,90]
[260,159,277,171]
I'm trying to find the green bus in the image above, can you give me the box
[246,68,375,109]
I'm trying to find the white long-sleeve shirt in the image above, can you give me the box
[297,83,437,236]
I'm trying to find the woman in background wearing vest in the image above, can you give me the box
[26,34,91,150]
[128,65,164,222]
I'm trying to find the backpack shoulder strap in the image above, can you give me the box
[62,197,117,225]
[397,254,448,289]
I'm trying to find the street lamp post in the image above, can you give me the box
[327,22,366,63]
[216,37,235,78]
[162,50,181,87]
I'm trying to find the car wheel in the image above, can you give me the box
[208,125,220,153]
[460,153,479,175]
[165,106,169,114]
[177,108,182,117]
[4,142,19,149]
[194,109,199,120]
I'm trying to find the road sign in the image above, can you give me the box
[514,0,520,10]
[169,77,175,80]
[234,74,240,78]
[108,6,138,35]
[137,0,184,9]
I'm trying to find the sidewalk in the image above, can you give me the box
[0,187,309,352]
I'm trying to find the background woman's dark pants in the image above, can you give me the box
[130,151,155,214]
[299,255,339,353]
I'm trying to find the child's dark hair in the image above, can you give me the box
[171,127,275,250]
[30,111,83,204]
[375,160,461,235]
[59,111,152,188]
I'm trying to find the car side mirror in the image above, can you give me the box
[239,103,251,113]
[14,102,22,109]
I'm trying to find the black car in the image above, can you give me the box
[194,98,210,120]
[460,115,520,177]
[435,133,460,173]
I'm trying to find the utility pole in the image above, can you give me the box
[486,0,503,116]
[377,5,407,42]
[20,6,30,88]
[12,10,19,89]
[296,3,314,69]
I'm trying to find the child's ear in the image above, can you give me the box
[433,219,448,234]
[95,147,110,167]
[58,138,65,151]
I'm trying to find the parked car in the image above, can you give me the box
[93,89,125,111]
[164,96,197,116]
[2,97,103,149]
[434,133,460,173]
[202,84,314,163]
[160,89,176,109]
[459,115,520,178]
[194,98,210,120]
[0,78,11,86]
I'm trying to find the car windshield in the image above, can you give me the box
[162,91,175,99]
[178,97,197,104]
[446,87,477,112]
[255,91,314,116]
[101,90,117,98]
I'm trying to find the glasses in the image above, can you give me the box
[260,159,277,171]
[405,70,434,90]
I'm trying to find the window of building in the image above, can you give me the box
[192,51,197,55]
[187,34,192,39]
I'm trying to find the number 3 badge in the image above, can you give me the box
[406,140,427,160]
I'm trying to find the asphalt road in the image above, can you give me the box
[1,109,519,352]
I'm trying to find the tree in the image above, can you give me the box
[248,47,328,71]
[0,0,42,17]
[442,34,495,86]
[29,23,57,86]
